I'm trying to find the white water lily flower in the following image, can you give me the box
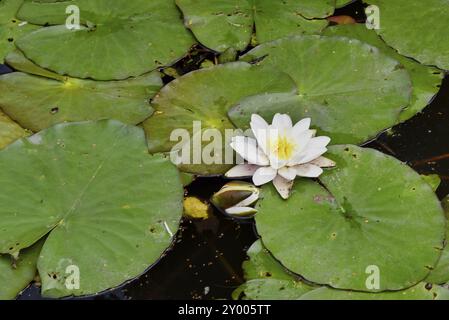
[226,114,335,199]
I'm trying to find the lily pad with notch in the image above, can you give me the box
[234,240,449,300]
[0,120,184,298]
[255,145,446,291]
[176,0,332,52]
[230,35,412,145]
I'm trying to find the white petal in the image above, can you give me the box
[293,130,314,151]
[297,147,328,165]
[272,113,292,131]
[251,115,269,155]
[292,118,311,135]
[278,167,297,181]
[230,136,269,166]
[225,206,257,216]
[253,130,269,156]
[272,175,294,199]
[268,155,289,170]
[309,156,336,168]
[225,164,260,178]
[287,130,315,166]
[252,167,277,186]
[250,114,269,132]
[306,136,331,150]
[294,164,323,178]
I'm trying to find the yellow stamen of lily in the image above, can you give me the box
[272,135,296,160]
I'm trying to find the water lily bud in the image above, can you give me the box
[225,206,258,217]
[211,181,260,217]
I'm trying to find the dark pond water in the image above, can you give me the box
[1,0,448,300]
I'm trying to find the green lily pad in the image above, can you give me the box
[0,110,28,150]
[323,24,444,122]
[232,240,315,300]
[235,241,449,300]
[0,239,44,300]
[336,0,354,8]
[0,120,184,297]
[0,51,162,132]
[142,61,297,175]
[368,0,449,70]
[300,283,449,300]
[231,35,411,145]
[426,196,449,284]
[15,0,195,80]
[255,145,445,291]
[0,0,39,63]
[176,0,331,52]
